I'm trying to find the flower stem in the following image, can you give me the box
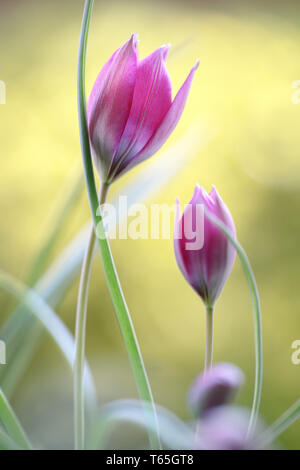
[205,210,263,436]
[77,0,161,449]
[205,305,214,371]
[74,183,108,450]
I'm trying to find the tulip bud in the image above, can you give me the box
[174,185,236,307]
[88,34,199,184]
[188,363,245,418]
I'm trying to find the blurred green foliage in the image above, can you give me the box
[0,0,300,449]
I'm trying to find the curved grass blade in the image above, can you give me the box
[0,269,97,410]
[0,428,22,450]
[1,163,83,342]
[259,397,300,448]
[87,399,195,450]
[27,163,84,286]
[0,164,83,395]
[205,210,263,436]
[0,388,32,449]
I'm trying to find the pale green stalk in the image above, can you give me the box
[204,305,214,371]
[76,0,161,449]
[74,182,108,450]
[205,210,263,436]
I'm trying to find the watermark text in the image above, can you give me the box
[95,197,205,250]
[0,340,6,365]
[291,340,300,365]
[0,80,6,104]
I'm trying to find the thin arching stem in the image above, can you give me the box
[77,0,161,449]
[74,183,108,450]
[205,210,263,436]
[204,305,214,371]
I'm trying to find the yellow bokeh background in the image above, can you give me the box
[0,0,300,449]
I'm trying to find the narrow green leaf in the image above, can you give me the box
[0,428,22,450]
[1,164,83,347]
[27,163,84,287]
[0,388,32,449]
[259,397,300,448]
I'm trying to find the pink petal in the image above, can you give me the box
[204,187,236,300]
[174,198,189,280]
[115,60,199,178]
[87,34,138,176]
[110,45,172,178]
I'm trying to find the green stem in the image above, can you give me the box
[205,210,263,436]
[205,306,213,371]
[259,397,300,448]
[77,0,161,449]
[74,183,108,450]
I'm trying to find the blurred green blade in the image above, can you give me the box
[1,163,83,342]
[0,388,32,449]
[260,397,300,448]
[0,164,84,396]
[87,399,195,450]
[27,163,84,287]
[0,269,97,410]
[0,428,22,450]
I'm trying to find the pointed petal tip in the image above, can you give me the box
[129,33,139,48]
[190,184,204,205]
[162,43,171,60]
[198,185,208,197]
[193,183,202,198]
[189,59,200,77]
[157,44,171,61]
[194,185,217,207]
[209,185,217,203]
[210,185,222,204]
[194,59,200,69]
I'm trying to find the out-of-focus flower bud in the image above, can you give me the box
[188,363,245,417]
[198,406,262,450]
[88,34,199,183]
[174,185,236,307]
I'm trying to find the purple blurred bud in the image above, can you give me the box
[174,185,236,307]
[198,406,262,450]
[188,363,244,417]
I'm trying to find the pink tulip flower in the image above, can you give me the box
[88,34,199,183]
[174,185,236,307]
